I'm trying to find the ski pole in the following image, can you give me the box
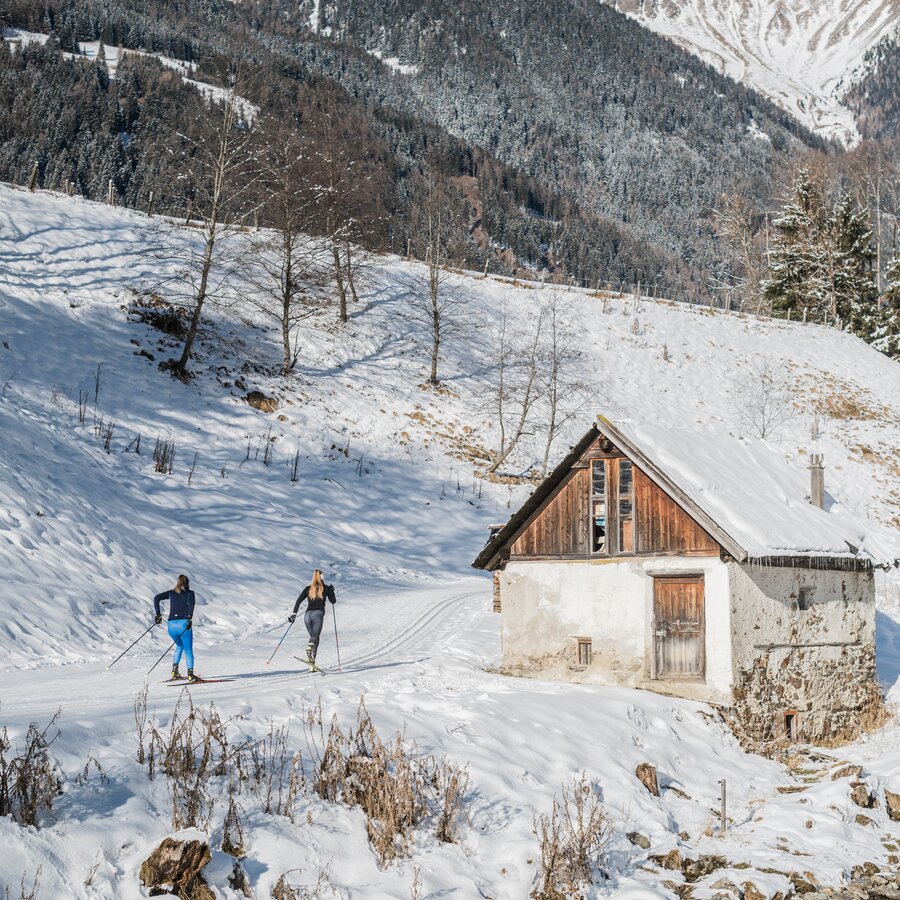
[146,639,176,677]
[331,604,343,673]
[107,621,157,669]
[266,619,294,666]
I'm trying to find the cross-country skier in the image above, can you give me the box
[288,569,336,670]
[154,575,200,683]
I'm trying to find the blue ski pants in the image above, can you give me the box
[168,618,194,670]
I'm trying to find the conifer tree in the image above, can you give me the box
[763,169,878,340]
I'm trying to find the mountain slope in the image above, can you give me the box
[1,183,898,667]
[845,25,900,138]
[602,0,900,144]
[293,0,823,281]
[2,184,900,898]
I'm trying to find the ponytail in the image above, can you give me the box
[309,569,324,601]
[175,574,190,593]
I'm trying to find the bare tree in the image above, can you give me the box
[734,359,795,440]
[244,120,330,374]
[303,90,390,324]
[488,302,546,474]
[713,193,768,313]
[407,177,468,386]
[164,72,259,378]
[538,293,593,475]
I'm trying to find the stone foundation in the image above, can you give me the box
[731,642,885,748]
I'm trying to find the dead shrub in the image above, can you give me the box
[247,721,303,820]
[144,693,232,831]
[129,293,188,338]
[273,868,340,899]
[305,698,470,866]
[0,713,63,827]
[221,785,246,858]
[532,774,613,899]
[153,437,176,474]
[136,692,304,833]
[431,758,470,844]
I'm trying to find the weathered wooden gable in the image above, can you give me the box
[508,438,719,560]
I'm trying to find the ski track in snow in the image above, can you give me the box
[0,184,899,896]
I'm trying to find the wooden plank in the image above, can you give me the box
[653,576,705,679]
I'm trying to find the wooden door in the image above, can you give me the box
[653,576,705,680]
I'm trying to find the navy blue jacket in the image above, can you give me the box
[292,584,336,615]
[154,589,196,621]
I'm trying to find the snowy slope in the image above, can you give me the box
[601,0,900,144]
[1,185,900,896]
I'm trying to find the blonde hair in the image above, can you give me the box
[309,569,325,601]
[175,574,190,593]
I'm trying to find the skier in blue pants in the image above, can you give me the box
[154,574,200,682]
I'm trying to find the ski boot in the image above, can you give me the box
[171,664,183,681]
[305,643,316,672]
[187,668,201,684]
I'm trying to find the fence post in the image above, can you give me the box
[28,161,39,192]
[719,779,727,834]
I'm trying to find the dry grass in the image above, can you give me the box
[305,698,470,867]
[0,713,63,827]
[532,774,613,900]
[273,868,340,900]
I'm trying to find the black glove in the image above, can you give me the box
[155,614,162,625]
[185,619,192,630]
[288,613,296,624]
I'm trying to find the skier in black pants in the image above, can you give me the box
[288,569,336,670]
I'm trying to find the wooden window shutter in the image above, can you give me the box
[493,571,501,613]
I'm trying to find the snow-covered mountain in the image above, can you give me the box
[602,0,899,144]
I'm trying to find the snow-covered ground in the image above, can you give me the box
[1,185,900,897]
[601,0,900,144]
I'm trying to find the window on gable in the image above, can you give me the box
[619,459,634,553]
[591,460,607,553]
[798,587,812,611]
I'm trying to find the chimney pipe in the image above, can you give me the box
[809,453,825,509]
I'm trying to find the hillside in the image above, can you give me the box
[600,0,899,144]
[2,186,900,897]
[845,26,900,139]
[0,0,828,297]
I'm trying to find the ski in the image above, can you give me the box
[162,677,187,684]
[167,678,234,686]
[293,656,326,674]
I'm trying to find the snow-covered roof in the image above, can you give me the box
[598,417,892,565]
[474,417,896,570]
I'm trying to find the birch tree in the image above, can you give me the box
[407,176,468,386]
[165,75,259,378]
[537,293,592,475]
[488,303,546,474]
[244,120,329,374]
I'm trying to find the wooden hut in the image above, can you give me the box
[473,416,893,744]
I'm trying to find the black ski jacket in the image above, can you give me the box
[292,584,336,615]
[154,589,196,621]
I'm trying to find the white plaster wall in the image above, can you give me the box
[728,563,875,674]
[500,555,732,704]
